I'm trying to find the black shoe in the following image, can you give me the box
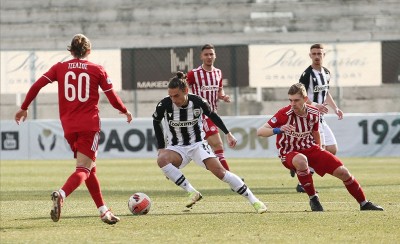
[296,183,319,193]
[360,201,384,211]
[309,195,324,211]
[296,183,306,193]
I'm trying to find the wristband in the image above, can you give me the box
[311,102,318,107]
[273,128,282,134]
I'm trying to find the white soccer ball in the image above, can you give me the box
[128,192,151,215]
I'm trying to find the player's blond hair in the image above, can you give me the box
[67,34,91,59]
[288,83,307,98]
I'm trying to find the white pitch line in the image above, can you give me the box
[151,201,354,204]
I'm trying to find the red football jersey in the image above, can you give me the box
[267,105,320,157]
[186,65,223,112]
[42,59,114,134]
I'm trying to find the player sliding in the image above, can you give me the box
[152,71,267,214]
[15,34,132,224]
[257,83,383,212]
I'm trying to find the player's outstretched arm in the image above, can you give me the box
[15,76,50,125]
[119,111,133,123]
[257,123,275,137]
[104,89,132,122]
[226,132,237,148]
[15,109,28,125]
[207,111,236,147]
[257,122,294,137]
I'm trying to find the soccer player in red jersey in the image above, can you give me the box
[14,34,133,224]
[257,83,383,211]
[186,44,232,171]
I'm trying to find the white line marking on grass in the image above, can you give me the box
[154,201,354,204]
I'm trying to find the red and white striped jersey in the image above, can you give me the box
[186,65,223,112]
[267,105,320,157]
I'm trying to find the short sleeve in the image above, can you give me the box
[186,70,194,86]
[267,109,286,128]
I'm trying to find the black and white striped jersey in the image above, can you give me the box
[299,65,331,104]
[153,94,229,149]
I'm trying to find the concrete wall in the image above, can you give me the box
[1,0,399,119]
[1,0,400,50]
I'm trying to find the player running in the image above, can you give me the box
[153,71,267,214]
[15,34,132,224]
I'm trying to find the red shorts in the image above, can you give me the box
[282,145,343,177]
[203,117,220,139]
[64,131,100,161]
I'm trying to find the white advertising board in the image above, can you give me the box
[249,42,382,87]
[0,50,122,94]
[1,114,399,160]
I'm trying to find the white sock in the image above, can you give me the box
[222,171,259,204]
[98,205,108,215]
[59,189,66,200]
[161,163,196,193]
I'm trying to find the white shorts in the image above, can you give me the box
[166,141,216,169]
[319,119,337,146]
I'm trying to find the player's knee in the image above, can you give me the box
[215,170,225,180]
[157,153,170,167]
[207,138,223,150]
[206,158,226,179]
[212,143,224,151]
[333,166,351,180]
[292,154,308,170]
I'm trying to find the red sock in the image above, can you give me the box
[85,166,105,208]
[214,149,230,171]
[296,169,316,196]
[343,176,366,203]
[61,167,90,197]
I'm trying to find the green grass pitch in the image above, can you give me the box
[1,157,399,243]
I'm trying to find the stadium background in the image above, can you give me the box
[1,0,399,159]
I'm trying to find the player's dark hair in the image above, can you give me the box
[310,43,324,50]
[201,44,215,51]
[168,71,187,91]
[67,34,91,59]
[288,83,307,98]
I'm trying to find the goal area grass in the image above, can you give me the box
[1,157,399,243]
